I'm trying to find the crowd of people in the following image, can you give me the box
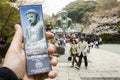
[0,25,103,79]
[52,33,102,70]
[69,34,102,70]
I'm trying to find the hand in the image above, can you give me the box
[2,24,58,80]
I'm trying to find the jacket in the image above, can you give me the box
[77,41,88,56]
[0,67,19,80]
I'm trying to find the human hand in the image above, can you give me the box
[2,24,58,79]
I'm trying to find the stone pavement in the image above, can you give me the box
[46,43,120,80]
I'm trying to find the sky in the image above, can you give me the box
[42,0,76,16]
[19,5,43,29]
[24,0,120,16]
[20,0,120,16]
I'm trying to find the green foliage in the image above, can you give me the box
[0,1,20,42]
[96,0,118,10]
[100,34,112,40]
[64,0,119,26]
[117,21,120,29]
[99,34,120,43]
[117,21,120,34]
[64,1,97,24]
[117,7,120,18]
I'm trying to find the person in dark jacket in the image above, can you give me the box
[0,24,58,80]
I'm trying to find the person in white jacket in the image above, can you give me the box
[76,38,88,70]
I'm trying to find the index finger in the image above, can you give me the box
[46,32,54,39]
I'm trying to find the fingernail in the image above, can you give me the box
[15,24,20,31]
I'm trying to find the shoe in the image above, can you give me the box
[70,65,74,67]
[75,66,80,70]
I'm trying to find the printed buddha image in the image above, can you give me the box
[25,9,45,43]
[23,9,47,55]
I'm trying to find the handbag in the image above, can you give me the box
[68,56,72,61]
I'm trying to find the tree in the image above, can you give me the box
[64,1,97,25]
[96,0,118,10]
[0,0,20,42]
[0,0,44,42]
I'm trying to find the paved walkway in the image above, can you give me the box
[46,43,120,80]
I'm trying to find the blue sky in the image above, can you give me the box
[19,5,43,29]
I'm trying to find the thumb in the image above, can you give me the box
[10,24,23,50]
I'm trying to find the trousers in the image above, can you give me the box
[77,52,88,67]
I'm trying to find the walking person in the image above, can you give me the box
[95,39,99,48]
[63,38,66,47]
[86,37,91,53]
[76,38,88,70]
[70,40,78,67]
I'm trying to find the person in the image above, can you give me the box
[0,24,58,80]
[0,37,7,46]
[75,38,88,70]
[25,9,44,43]
[86,37,91,53]
[63,38,66,47]
[95,39,99,48]
[70,40,78,67]
[99,37,102,45]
